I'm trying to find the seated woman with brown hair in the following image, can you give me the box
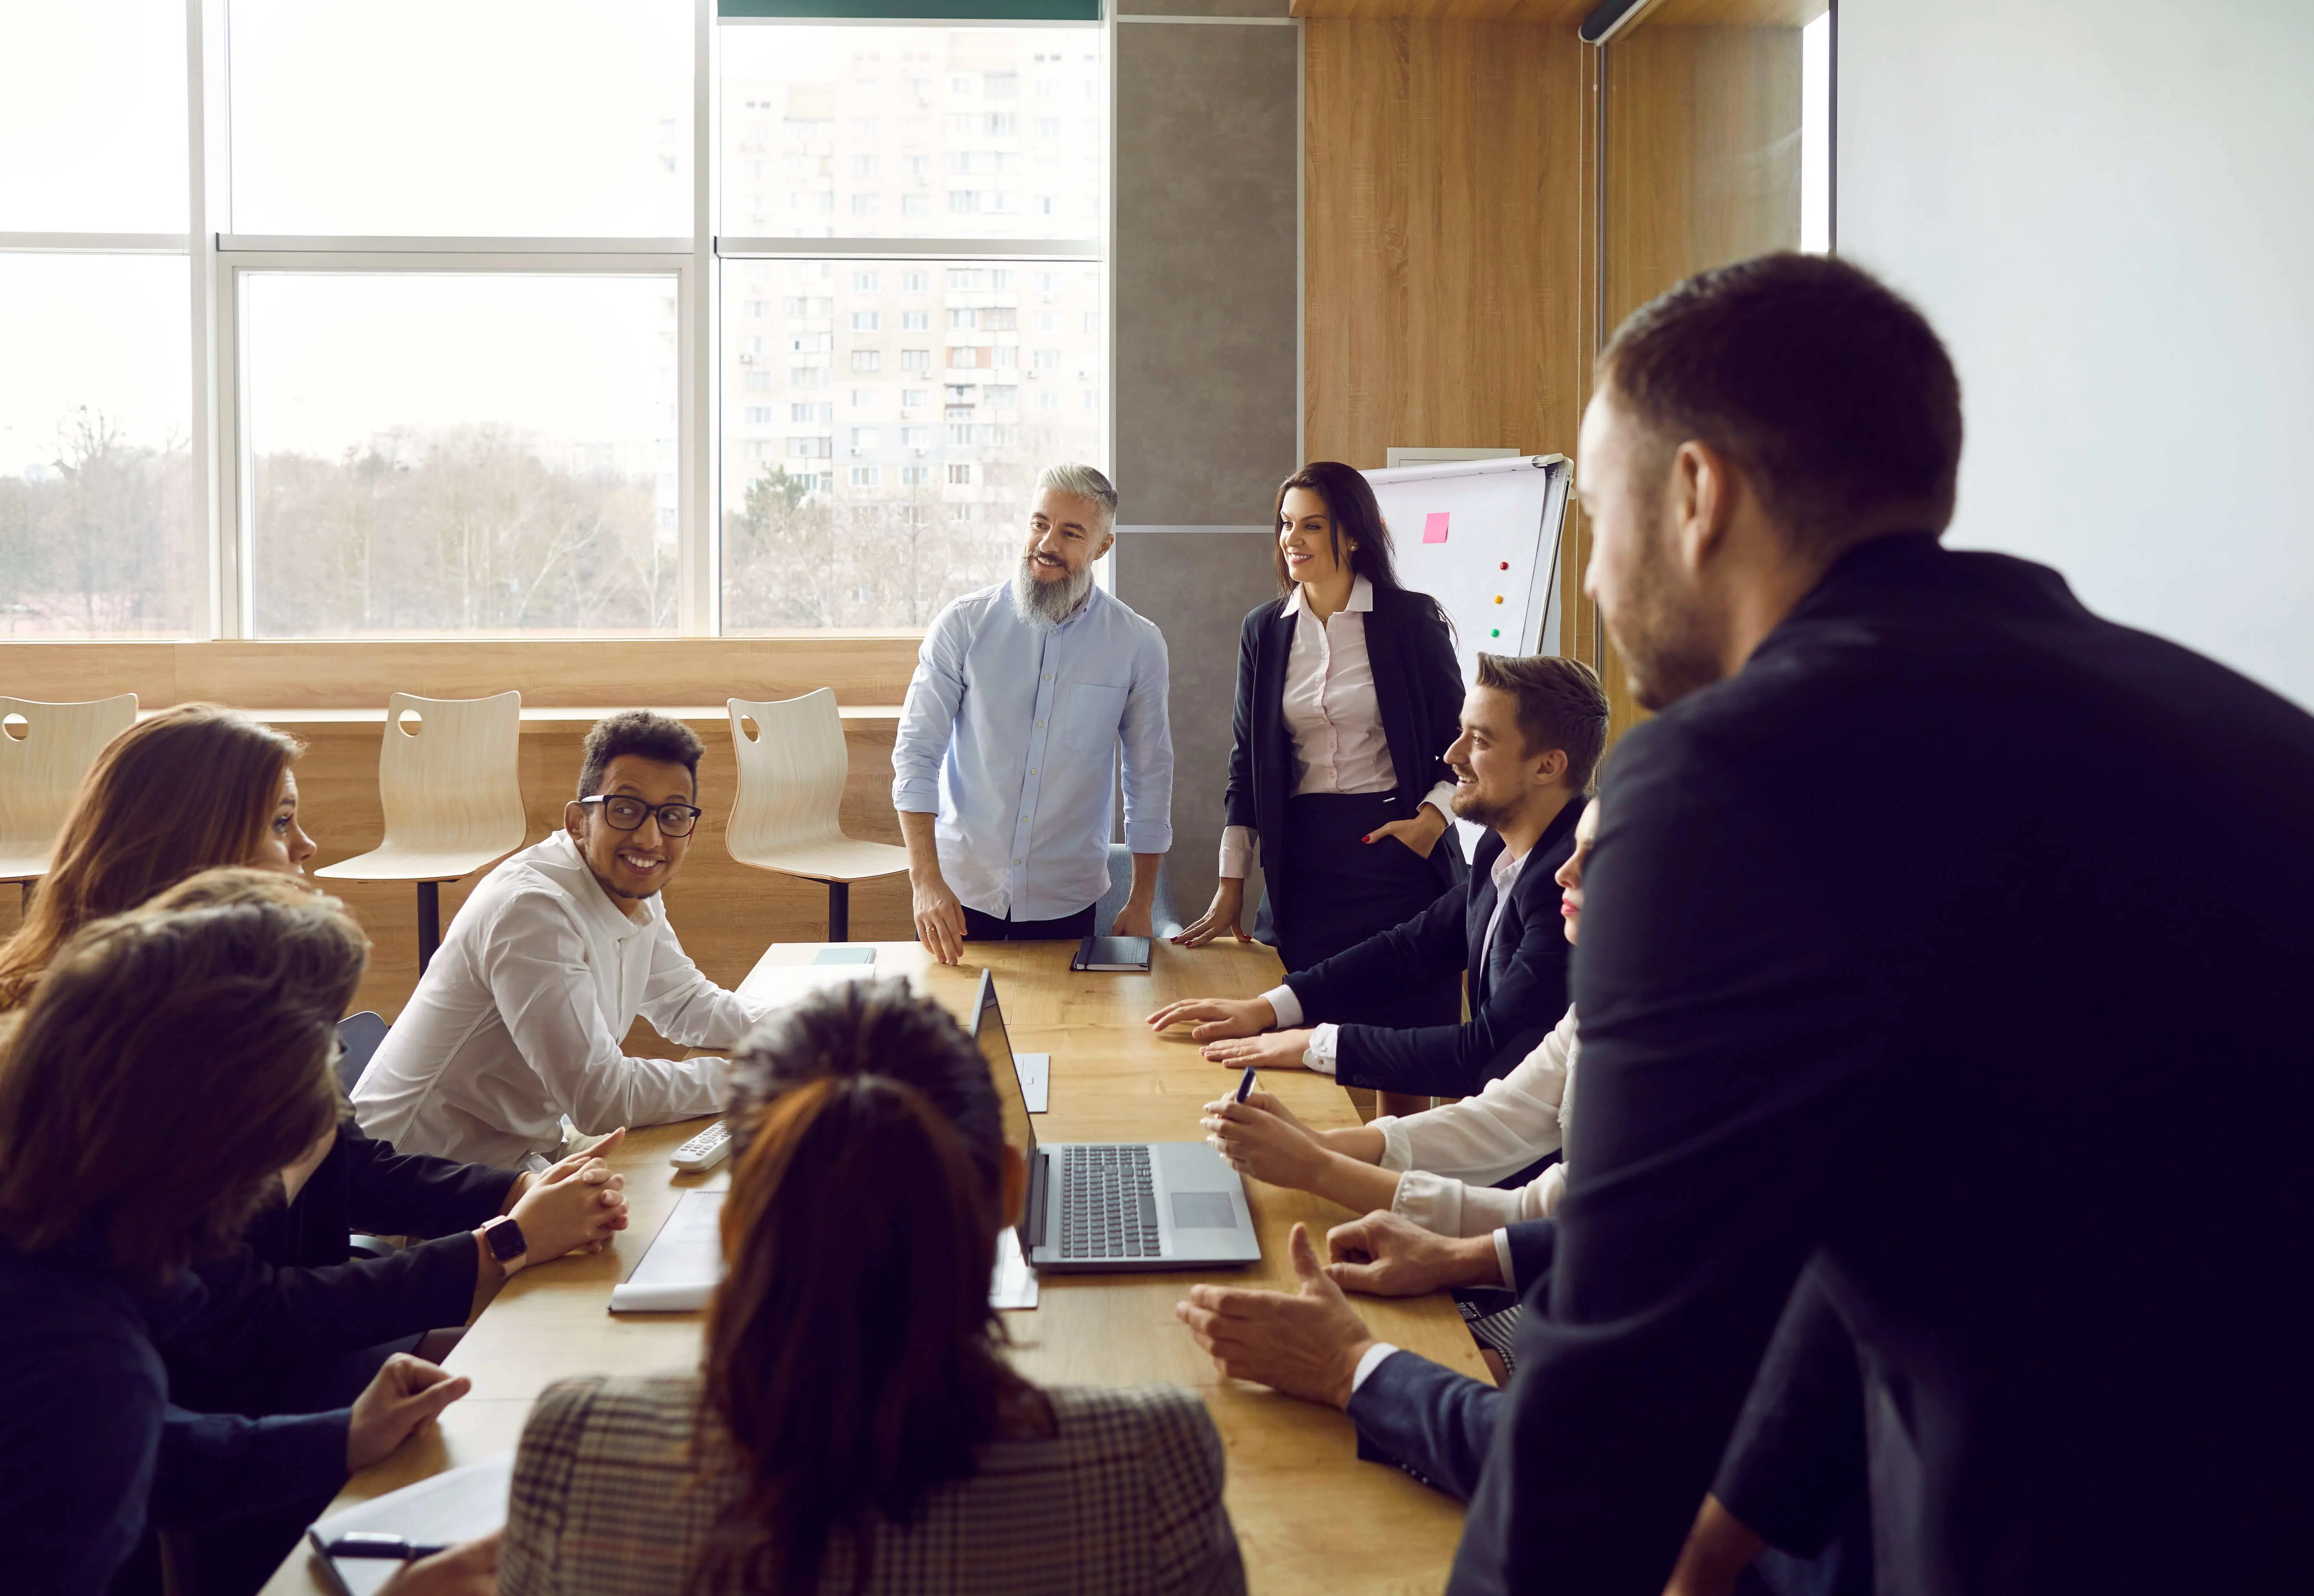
[499,979,1246,1596]
[0,706,627,1419]
[0,886,474,1596]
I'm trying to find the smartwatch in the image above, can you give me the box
[479,1214,528,1270]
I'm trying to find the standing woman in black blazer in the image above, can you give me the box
[1176,461,1467,1037]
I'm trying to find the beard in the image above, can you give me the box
[1450,782,1516,832]
[1603,525,1727,712]
[1011,555,1095,629]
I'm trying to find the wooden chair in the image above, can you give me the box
[726,689,907,940]
[315,692,526,973]
[0,693,138,909]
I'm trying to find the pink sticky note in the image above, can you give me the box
[1423,511,1450,544]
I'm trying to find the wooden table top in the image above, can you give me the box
[262,938,1482,1595]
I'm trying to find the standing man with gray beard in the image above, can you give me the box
[892,463,1173,963]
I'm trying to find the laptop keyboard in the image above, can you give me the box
[1059,1145,1159,1260]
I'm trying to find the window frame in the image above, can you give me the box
[0,0,1113,640]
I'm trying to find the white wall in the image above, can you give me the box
[1838,0,2314,707]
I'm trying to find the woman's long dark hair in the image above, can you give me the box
[1271,460,1414,596]
[689,980,1038,1595]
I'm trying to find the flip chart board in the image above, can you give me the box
[1362,455,1572,682]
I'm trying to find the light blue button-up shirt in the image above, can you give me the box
[892,581,1173,922]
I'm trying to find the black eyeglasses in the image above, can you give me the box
[578,795,702,838]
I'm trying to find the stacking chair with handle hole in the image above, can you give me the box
[0,694,138,911]
[726,689,908,941]
[315,691,526,974]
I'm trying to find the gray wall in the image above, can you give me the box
[1111,11,1301,923]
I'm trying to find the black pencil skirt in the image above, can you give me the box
[1271,791,1464,1030]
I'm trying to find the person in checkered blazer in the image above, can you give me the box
[498,980,1246,1596]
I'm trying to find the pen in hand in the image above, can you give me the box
[1235,1066,1258,1103]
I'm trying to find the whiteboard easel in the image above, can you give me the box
[1363,455,1572,682]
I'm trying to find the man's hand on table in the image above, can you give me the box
[346,1353,471,1472]
[1145,996,1276,1043]
[1197,1028,1316,1069]
[1174,1223,1376,1410]
[1110,896,1155,940]
[911,870,968,965]
[1325,1211,1507,1296]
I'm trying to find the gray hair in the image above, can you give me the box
[1033,463,1119,529]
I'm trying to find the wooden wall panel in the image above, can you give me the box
[0,636,922,711]
[1603,24,1803,330]
[0,641,924,1027]
[1303,18,1590,469]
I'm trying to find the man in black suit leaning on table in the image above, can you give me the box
[1147,654,1607,1101]
[1447,254,2314,1595]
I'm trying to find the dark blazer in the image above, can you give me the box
[248,1119,518,1269]
[1343,1222,1552,1502]
[167,1120,515,1413]
[1283,805,1579,1096]
[1712,1264,1867,1560]
[1225,582,1469,890]
[0,1238,350,1596]
[1450,538,2314,1596]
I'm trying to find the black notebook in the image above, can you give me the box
[1072,935,1152,973]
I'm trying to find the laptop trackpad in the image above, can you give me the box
[1172,1191,1238,1230]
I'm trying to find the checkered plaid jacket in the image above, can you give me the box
[498,1373,1247,1596]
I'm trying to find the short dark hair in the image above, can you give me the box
[1598,252,1964,555]
[578,710,704,799]
[0,888,364,1287]
[1473,653,1611,794]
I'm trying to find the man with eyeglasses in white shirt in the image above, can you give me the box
[893,462,1175,963]
[354,711,767,1168]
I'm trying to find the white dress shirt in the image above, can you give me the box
[892,581,1173,922]
[1259,839,1534,1073]
[351,832,765,1168]
[1372,1004,1579,1236]
[1349,1009,1578,1390]
[1218,577,1457,881]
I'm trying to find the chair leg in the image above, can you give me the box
[416,881,442,973]
[17,880,29,914]
[827,880,850,942]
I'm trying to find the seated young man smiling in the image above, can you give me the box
[355,711,769,1168]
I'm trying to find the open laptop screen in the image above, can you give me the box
[970,970,1038,1250]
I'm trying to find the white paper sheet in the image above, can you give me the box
[608,1188,724,1313]
[305,1454,513,1596]
[736,962,901,1008]
[991,1227,1040,1310]
[610,1187,1038,1313]
[1012,1051,1050,1113]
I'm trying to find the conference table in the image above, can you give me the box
[262,937,1488,1595]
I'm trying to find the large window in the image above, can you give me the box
[717,23,1107,633]
[0,0,197,637]
[0,1,1109,639]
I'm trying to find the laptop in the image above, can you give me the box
[970,969,1261,1273]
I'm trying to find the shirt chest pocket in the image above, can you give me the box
[1055,682,1130,755]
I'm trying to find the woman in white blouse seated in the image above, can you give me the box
[499,980,1246,1596]
[1200,797,1597,1240]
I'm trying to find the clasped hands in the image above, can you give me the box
[1173,1212,1507,1409]
[1144,994,1316,1070]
